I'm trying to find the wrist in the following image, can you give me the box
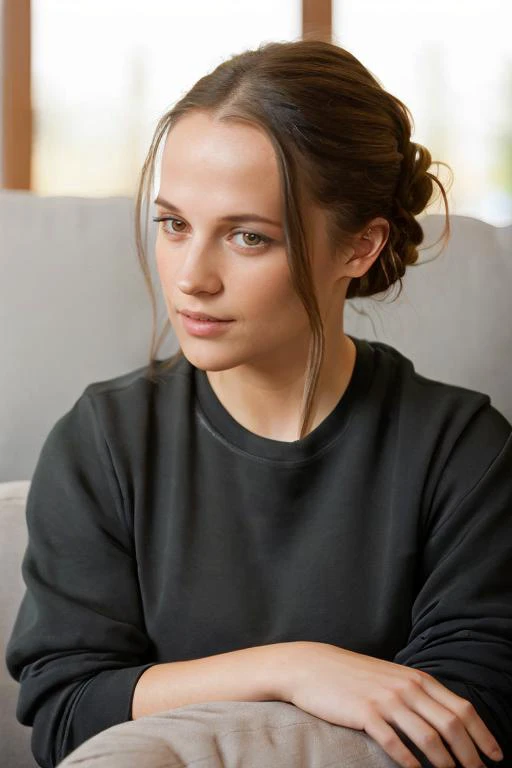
[264,641,313,703]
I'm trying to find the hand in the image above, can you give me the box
[283,641,503,768]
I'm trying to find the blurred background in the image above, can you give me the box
[2,0,511,225]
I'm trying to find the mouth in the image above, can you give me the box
[178,310,234,337]
[179,310,232,322]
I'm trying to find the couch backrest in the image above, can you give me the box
[0,190,177,483]
[1,191,511,485]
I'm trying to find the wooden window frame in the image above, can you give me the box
[302,0,332,42]
[2,0,32,190]
[1,0,331,191]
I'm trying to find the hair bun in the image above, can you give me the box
[400,142,435,215]
[382,142,435,275]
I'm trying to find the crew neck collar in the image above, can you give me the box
[193,335,374,464]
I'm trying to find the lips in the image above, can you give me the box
[180,310,232,322]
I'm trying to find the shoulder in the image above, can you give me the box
[34,353,193,526]
[44,353,193,458]
[365,337,511,436]
[362,337,511,477]
[361,338,512,514]
[83,352,190,400]
[79,352,192,420]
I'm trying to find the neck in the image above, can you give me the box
[206,332,356,442]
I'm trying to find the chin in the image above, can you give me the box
[178,343,239,373]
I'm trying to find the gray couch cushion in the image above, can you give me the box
[0,190,177,484]
[0,481,36,767]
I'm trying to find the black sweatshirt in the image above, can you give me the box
[5,336,512,768]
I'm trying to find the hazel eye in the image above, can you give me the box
[232,231,270,249]
[151,217,272,251]
[152,216,186,234]
[168,218,186,233]
[243,233,262,245]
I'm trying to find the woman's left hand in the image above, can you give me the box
[281,641,503,768]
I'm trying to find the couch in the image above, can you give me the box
[1,189,511,767]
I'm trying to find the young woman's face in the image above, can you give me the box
[154,110,349,376]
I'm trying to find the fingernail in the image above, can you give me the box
[491,747,504,761]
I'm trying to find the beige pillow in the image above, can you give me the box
[0,480,36,768]
[57,699,398,767]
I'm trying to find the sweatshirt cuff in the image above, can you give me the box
[58,663,156,764]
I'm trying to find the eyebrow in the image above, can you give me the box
[153,196,282,228]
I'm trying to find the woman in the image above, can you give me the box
[6,40,511,768]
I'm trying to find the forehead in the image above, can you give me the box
[157,111,324,241]
[161,111,279,182]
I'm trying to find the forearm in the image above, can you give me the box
[132,642,297,719]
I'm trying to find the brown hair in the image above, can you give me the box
[134,39,450,440]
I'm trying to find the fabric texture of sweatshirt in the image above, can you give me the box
[5,336,512,768]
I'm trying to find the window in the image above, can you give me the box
[333,0,512,225]
[31,0,301,196]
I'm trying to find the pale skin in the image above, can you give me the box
[152,109,503,768]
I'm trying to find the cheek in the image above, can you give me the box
[154,240,164,275]
[245,266,306,325]
[250,261,294,298]
[155,243,176,286]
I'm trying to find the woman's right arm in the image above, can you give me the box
[5,394,156,768]
[4,392,296,768]
[132,642,295,719]
[134,640,502,767]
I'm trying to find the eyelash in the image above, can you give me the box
[152,216,272,251]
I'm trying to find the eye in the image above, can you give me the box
[231,231,270,249]
[152,216,186,235]
[152,216,272,251]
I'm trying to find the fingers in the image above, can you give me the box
[364,675,504,768]
[364,717,423,768]
[390,702,469,768]
[419,674,504,763]
[366,702,475,768]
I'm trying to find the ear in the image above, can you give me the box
[341,217,390,279]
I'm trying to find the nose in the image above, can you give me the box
[176,238,223,295]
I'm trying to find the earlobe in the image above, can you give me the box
[344,249,380,279]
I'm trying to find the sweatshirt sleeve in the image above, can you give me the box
[5,392,155,768]
[393,403,512,767]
